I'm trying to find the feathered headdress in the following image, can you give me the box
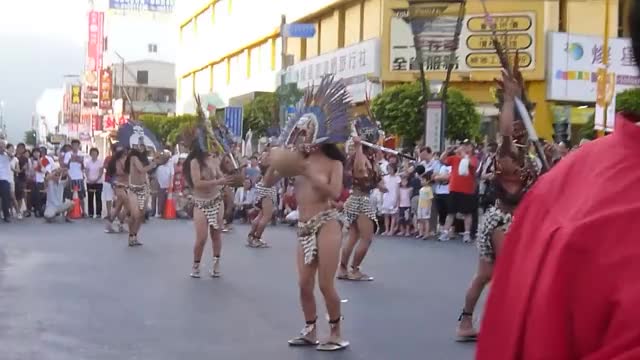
[193,93,225,155]
[278,75,351,147]
[211,115,239,168]
[352,90,381,144]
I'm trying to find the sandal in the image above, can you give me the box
[210,256,221,278]
[336,264,350,280]
[316,317,349,351]
[347,267,374,281]
[455,311,478,342]
[288,319,319,346]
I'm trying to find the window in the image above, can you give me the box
[148,43,158,53]
[137,70,149,85]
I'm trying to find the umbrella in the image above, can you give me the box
[117,121,163,152]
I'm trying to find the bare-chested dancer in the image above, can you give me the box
[338,118,386,281]
[270,75,351,351]
[124,144,157,247]
[105,145,129,233]
[246,148,276,248]
[185,142,233,278]
[220,154,239,233]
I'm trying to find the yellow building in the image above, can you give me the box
[176,0,626,140]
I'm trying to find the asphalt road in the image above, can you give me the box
[0,218,481,360]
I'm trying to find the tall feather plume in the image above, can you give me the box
[279,75,352,146]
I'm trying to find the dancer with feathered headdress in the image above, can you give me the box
[337,111,386,282]
[184,95,234,278]
[455,47,543,341]
[264,75,350,351]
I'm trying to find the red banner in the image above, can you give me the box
[99,69,112,110]
[87,11,104,72]
[92,115,102,131]
[118,115,128,126]
[103,115,115,130]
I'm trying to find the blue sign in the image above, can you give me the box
[224,107,243,139]
[109,0,175,12]
[283,23,316,38]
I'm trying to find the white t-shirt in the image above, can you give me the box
[434,165,451,195]
[0,153,11,181]
[8,156,18,184]
[155,162,174,189]
[84,158,104,183]
[35,156,54,183]
[64,151,85,180]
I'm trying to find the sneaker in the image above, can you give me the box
[438,232,450,242]
[210,257,221,278]
[462,233,473,243]
[17,213,23,220]
[104,221,116,233]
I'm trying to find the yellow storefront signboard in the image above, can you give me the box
[466,15,533,32]
[466,34,533,51]
[466,52,532,69]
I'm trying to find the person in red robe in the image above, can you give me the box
[477,3,640,358]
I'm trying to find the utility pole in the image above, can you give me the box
[115,51,126,115]
[279,14,288,129]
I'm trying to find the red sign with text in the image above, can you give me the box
[104,115,115,130]
[87,11,104,72]
[92,115,102,131]
[99,69,112,110]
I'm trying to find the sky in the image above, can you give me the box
[0,0,87,142]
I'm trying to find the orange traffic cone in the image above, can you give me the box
[163,188,176,220]
[70,185,82,219]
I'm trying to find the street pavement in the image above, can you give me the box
[0,218,482,360]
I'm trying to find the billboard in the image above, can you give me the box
[100,69,113,110]
[109,0,175,12]
[71,86,82,104]
[546,32,639,102]
[390,9,536,72]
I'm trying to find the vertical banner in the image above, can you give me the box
[87,11,104,72]
[99,69,113,110]
[224,107,244,138]
[425,100,443,150]
[92,115,102,131]
[71,86,82,104]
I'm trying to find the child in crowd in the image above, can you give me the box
[397,175,413,236]
[381,164,401,235]
[416,172,434,239]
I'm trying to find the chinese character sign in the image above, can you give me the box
[547,32,640,102]
[109,0,175,12]
[390,10,536,72]
[99,69,113,110]
[71,86,82,104]
[87,11,104,72]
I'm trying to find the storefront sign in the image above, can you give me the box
[71,86,82,104]
[425,100,443,151]
[92,115,102,131]
[547,32,640,102]
[408,1,463,69]
[284,38,381,102]
[390,10,536,72]
[99,69,113,110]
[109,0,175,12]
[103,115,116,130]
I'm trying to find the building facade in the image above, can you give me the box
[176,0,626,140]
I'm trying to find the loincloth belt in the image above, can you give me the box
[128,184,148,211]
[193,196,223,230]
[297,209,345,265]
[343,194,378,229]
[254,182,277,206]
[477,206,512,264]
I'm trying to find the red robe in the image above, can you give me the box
[477,115,640,360]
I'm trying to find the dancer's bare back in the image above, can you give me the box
[114,158,128,184]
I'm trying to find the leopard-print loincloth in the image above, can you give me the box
[477,206,512,263]
[128,184,148,211]
[193,196,223,230]
[254,182,277,206]
[297,209,346,265]
[343,194,378,229]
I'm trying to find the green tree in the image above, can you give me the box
[371,81,425,143]
[444,88,481,142]
[579,113,597,140]
[24,129,37,146]
[139,114,197,145]
[243,93,278,137]
[370,81,481,144]
[615,88,640,113]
